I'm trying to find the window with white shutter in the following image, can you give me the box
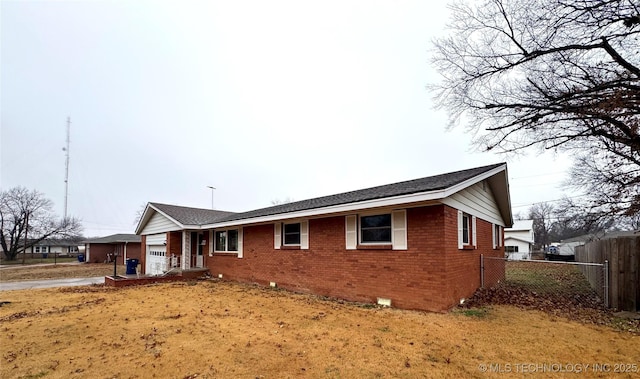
[345,215,357,250]
[392,210,407,250]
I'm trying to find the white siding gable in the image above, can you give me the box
[140,211,182,235]
[443,181,504,225]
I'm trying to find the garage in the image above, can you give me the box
[146,246,167,275]
[145,233,168,276]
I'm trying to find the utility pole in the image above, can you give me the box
[63,117,71,220]
[22,211,29,265]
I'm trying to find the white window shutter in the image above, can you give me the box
[237,228,243,258]
[345,215,357,250]
[300,221,309,250]
[472,216,477,248]
[392,210,407,250]
[457,210,463,249]
[274,223,281,250]
[498,226,503,247]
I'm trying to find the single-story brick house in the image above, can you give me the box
[25,238,83,257]
[135,163,513,312]
[83,234,142,264]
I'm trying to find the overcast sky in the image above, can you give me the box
[1,0,575,237]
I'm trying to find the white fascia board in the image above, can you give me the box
[134,204,155,235]
[193,164,508,231]
[202,191,448,229]
[441,164,507,199]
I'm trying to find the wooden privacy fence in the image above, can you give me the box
[575,236,639,312]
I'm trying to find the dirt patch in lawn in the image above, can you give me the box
[0,263,126,282]
[1,281,638,379]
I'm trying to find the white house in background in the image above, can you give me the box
[504,219,534,260]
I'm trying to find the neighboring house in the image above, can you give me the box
[135,163,513,312]
[504,219,534,260]
[83,234,142,264]
[26,239,83,257]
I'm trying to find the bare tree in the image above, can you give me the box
[0,187,83,261]
[529,202,555,248]
[432,0,639,219]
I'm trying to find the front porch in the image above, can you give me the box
[145,230,208,276]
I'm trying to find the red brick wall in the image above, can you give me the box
[89,243,142,265]
[87,244,114,263]
[140,235,147,274]
[207,204,504,312]
[167,231,181,257]
[442,206,504,306]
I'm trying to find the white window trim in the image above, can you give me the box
[212,228,242,254]
[458,210,476,249]
[346,210,407,250]
[274,220,309,250]
[492,224,503,249]
[283,222,302,247]
[358,213,393,246]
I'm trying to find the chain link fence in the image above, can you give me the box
[481,256,608,308]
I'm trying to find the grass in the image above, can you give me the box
[456,307,490,318]
[1,281,638,379]
[505,261,595,295]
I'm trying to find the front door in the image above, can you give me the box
[196,233,205,268]
[192,232,204,268]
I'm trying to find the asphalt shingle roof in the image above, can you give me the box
[150,203,237,226]
[83,234,141,244]
[215,163,505,223]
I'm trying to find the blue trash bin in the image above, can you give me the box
[126,259,138,275]
[77,254,85,262]
[42,253,48,259]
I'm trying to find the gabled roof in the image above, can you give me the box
[135,203,236,234]
[216,163,506,224]
[83,234,141,244]
[136,163,512,234]
[150,203,236,225]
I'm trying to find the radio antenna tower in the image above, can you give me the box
[63,117,71,219]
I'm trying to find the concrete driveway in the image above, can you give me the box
[0,277,104,291]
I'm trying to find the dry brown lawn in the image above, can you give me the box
[0,263,126,282]
[1,280,638,379]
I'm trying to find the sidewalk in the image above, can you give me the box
[0,276,104,291]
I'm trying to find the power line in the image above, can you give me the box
[511,194,588,208]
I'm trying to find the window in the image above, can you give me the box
[214,229,239,252]
[506,246,518,253]
[457,211,476,249]
[274,221,309,250]
[283,223,301,245]
[462,214,471,245]
[493,224,503,248]
[34,246,40,253]
[345,210,407,250]
[360,214,392,244]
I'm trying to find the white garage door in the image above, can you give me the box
[146,245,167,276]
